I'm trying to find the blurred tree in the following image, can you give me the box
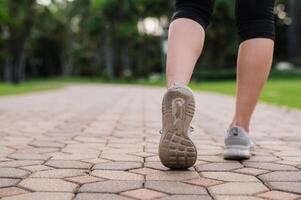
[286,0,300,64]
[27,1,67,77]
[203,0,237,69]
[1,0,35,84]
[0,0,299,83]
[88,0,172,80]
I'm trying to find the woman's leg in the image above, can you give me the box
[232,39,274,132]
[159,0,215,169]
[166,0,215,87]
[232,0,275,132]
[166,19,205,87]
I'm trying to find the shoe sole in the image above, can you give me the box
[159,87,197,169]
[224,145,251,160]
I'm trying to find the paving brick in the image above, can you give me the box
[1,192,74,200]
[274,151,301,157]
[0,178,20,188]
[100,154,143,162]
[30,169,88,178]
[18,147,59,154]
[258,171,301,182]
[62,147,100,154]
[183,177,223,187]
[247,156,280,162]
[244,162,298,171]
[93,161,142,170]
[45,160,92,169]
[257,191,300,200]
[234,167,269,176]
[146,170,199,181]
[129,168,160,175]
[145,181,208,195]
[197,149,223,155]
[79,180,143,193]
[1,85,301,199]
[18,178,77,192]
[7,153,50,160]
[130,152,155,158]
[214,196,263,200]
[0,168,30,179]
[0,160,43,167]
[0,187,28,198]
[92,170,143,180]
[49,153,98,160]
[209,182,268,195]
[0,158,11,162]
[201,172,260,182]
[21,165,53,172]
[145,156,161,162]
[8,144,33,150]
[65,175,102,184]
[29,141,65,148]
[81,158,110,164]
[266,182,301,194]
[74,136,106,143]
[197,156,232,162]
[0,147,16,154]
[144,162,169,171]
[195,162,243,172]
[158,195,213,200]
[74,193,131,200]
[121,188,167,200]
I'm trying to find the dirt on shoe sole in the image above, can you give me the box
[159,86,197,169]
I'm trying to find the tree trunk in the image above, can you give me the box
[287,0,300,62]
[122,48,131,76]
[4,58,11,82]
[136,49,144,76]
[104,22,114,80]
[5,35,27,84]
[4,0,35,84]
[62,50,72,77]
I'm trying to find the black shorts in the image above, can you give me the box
[172,0,276,43]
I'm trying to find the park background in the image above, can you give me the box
[0,0,300,108]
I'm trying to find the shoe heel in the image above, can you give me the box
[159,87,197,169]
[224,145,251,160]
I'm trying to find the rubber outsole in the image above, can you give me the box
[224,145,251,160]
[159,87,197,169]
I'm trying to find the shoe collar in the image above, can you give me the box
[227,126,249,137]
[168,83,193,93]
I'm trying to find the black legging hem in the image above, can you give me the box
[172,10,208,31]
[172,0,276,43]
[238,21,275,43]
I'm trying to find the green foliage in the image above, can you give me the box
[0,0,300,82]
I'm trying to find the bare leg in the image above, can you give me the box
[166,18,205,87]
[231,38,274,132]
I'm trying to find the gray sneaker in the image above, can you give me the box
[224,126,252,160]
[159,84,197,169]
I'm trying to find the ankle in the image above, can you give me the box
[230,119,250,133]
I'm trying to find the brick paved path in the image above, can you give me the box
[0,85,301,200]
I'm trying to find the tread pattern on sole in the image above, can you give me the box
[159,87,197,169]
[160,131,197,169]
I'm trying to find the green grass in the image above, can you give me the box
[189,78,301,109]
[0,77,108,96]
[1,77,300,109]
[0,81,64,96]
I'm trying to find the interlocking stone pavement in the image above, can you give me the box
[0,84,301,199]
